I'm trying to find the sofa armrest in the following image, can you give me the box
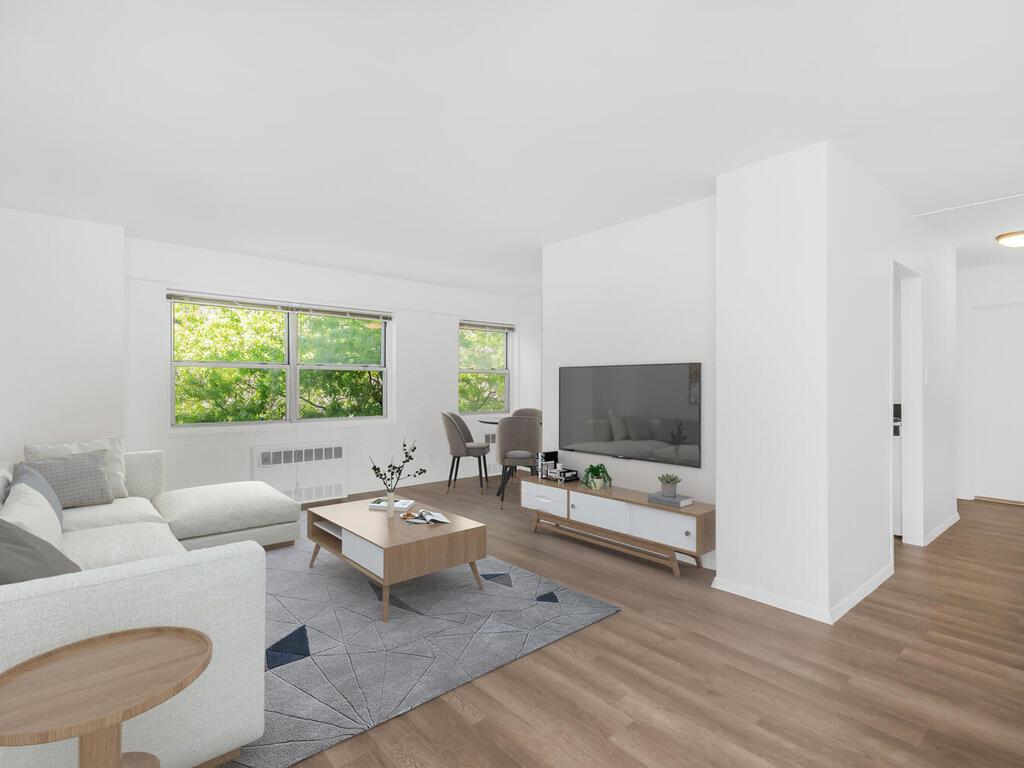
[125,450,165,500]
[0,542,265,768]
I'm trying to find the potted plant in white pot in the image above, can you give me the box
[582,463,612,491]
[658,472,681,498]
[370,441,426,517]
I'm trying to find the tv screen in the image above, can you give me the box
[559,363,701,468]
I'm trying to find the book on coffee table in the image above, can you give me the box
[368,498,415,511]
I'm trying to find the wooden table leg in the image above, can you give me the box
[79,724,121,768]
[308,544,320,568]
[469,561,484,589]
[381,585,390,622]
[123,752,160,768]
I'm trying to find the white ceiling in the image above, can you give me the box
[1,1,1022,293]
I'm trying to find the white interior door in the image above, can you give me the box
[972,305,1024,502]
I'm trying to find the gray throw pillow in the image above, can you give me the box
[12,463,64,525]
[26,450,114,509]
[0,519,80,585]
[624,417,654,441]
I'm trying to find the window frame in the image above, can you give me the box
[169,295,389,427]
[457,321,513,415]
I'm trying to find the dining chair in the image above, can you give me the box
[512,407,542,420]
[440,412,490,493]
[496,415,542,508]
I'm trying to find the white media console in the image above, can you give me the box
[521,478,715,574]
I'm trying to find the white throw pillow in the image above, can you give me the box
[0,482,63,548]
[24,436,128,499]
[0,461,13,504]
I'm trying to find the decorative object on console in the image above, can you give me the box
[369,441,426,517]
[647,492,693,508]
[657,473,681,498]
[581,463,612,490]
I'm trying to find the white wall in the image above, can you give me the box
[713,143,958,624]
[714,144,832,618]
[0,207,125,459]
[956,262,1024,502]
[541,197,716,565]
[124,239,541,492]
[824,145,957,617]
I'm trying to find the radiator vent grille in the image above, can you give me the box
[251,443,348,504]
[259,445,344,467]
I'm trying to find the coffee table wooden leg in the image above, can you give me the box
[79,724,121,768]
[469,561,484,590]
[381,585,390,622]
[308,544,320,568]
[122,752,160,768]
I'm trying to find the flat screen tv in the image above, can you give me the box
[559,363,701,468]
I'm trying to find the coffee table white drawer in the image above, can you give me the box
[521,482,567,518]
[342,529,384,578]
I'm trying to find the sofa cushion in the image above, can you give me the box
[60,522,185,570]
[24,435,128,498]
[0,482,63,548]
[0,519,80,585]
[25,450,114,509]
[61,497,166,532]
[154,481,300,541]
[624,416,654,441]
[608,410,629,441]
[0,461,14,504]
[12,463,64,525]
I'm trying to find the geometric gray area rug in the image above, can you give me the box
[228,532,619,768]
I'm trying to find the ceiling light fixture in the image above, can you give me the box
[996,230,1024,248]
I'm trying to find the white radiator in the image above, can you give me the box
[250,442,349,504]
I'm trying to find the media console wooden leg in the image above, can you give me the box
[308,544,320,568]
[78,724,121,768]
[469,561,484,589]
[670,554,681,577]
[381,585,390,622]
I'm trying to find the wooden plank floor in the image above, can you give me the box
[297,481,1024,768]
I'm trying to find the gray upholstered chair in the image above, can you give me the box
[512,407,542,421]
[441,412,490,492]
[496,415,542,508]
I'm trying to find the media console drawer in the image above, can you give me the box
[628,504,698,552]
[521,481,568,518]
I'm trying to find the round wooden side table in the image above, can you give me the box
[0,626,212,768]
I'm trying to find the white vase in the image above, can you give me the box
[661,482,678,498]
[592,478,606,491]
[386,491,396,518]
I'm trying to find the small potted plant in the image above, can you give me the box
[582,463,612,491]
[658,472,681,498]
[370,441,426,517]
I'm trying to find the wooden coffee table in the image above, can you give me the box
[308,499,487,621]
[0,626,211,768]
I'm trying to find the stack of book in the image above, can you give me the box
[647,493,693,508]
[368,498,415,511]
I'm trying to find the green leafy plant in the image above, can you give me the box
[370,441,427,494]
[657,473,681,484]
[582,463,612,488]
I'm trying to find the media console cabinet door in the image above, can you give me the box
[570,491,628,534]
[627,504,697,552]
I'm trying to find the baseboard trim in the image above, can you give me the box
[924,511,961,545]
[711,576,832,624]
[829,561,893,623]
[974,495,1024,507]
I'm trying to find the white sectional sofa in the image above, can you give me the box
[0,450,300,768]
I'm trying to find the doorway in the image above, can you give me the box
[892,263,924,546]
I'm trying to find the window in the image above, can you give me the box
[171,295,388,425]
[458,322,511,414]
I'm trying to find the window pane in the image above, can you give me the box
[459,372,507,413]
[298,315,383,365]
[459,329,506,370]
[174,367,286,424]
[299,369,384,418]
[173,303,287,363]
